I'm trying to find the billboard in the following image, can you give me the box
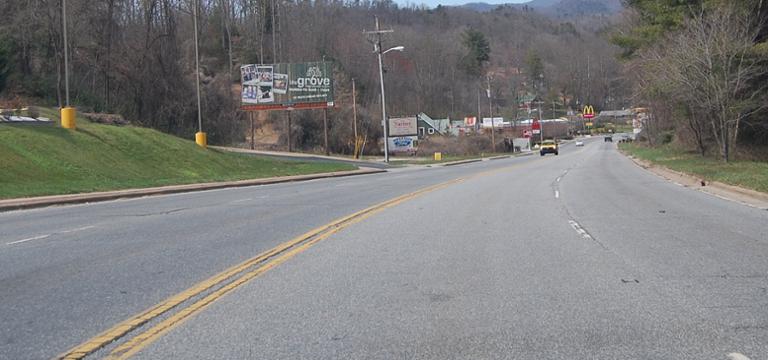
[241,62,334,111]
[387,136,418,154]
[388,116,418,136]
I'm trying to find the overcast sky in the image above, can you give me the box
[402,0,529,8]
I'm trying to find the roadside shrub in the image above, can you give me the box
[660,131,674,144]
[416,135,496,156]
[26,106,39,119]
[81,112,130,126]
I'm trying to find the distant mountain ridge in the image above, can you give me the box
[456,0,622,16]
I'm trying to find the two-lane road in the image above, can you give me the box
[2,139,766,359]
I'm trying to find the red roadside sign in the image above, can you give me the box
[532,121,541,130]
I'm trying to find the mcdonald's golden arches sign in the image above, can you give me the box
[583,105,596,119]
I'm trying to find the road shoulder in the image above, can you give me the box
[620,151,768,210]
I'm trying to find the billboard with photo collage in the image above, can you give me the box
[241,62,334,111]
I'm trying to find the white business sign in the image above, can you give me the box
[388,116,418,137]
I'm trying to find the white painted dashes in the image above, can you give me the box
[727,353,751,360]
[569,220,593,241]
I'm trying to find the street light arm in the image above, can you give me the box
[382,46,404,54]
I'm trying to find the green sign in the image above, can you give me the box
[240,62,334,110]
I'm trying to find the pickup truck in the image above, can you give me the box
[540,140,559,156]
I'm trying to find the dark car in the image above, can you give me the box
[604,136,613,142]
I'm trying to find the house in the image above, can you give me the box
[517,93,540,116]
[416,112,450,138]
[598,109,633,125]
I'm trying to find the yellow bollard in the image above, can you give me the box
[434,152,442,161]
[61,107,76,129]
[195,132,207,148]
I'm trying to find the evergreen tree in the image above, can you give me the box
[459,28,490,77]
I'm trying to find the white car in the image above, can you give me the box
[575,140,584,146]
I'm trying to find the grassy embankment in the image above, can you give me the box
[0,108,355,199]
[619,142,768,193]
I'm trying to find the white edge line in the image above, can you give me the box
[6,225,95,246]
[59,225,96,234]
[555,190,560,198]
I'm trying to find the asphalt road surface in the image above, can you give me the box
[1,139,766,359]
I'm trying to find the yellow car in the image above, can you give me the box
[540,140,559,156]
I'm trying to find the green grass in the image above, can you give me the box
[619,142,768,193]
[0,108,355,199]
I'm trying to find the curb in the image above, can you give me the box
[620,151,768,210]
[442,159,483,167]
[441,152,532,167]
[211,146,387,167]
[0,168,386,212]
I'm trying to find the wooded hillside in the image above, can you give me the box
[0,0,625,153]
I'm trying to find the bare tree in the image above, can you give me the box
[643,4,767,161]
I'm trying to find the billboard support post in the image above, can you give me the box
[323,108,329,156]
[249,112,255,150]
[287,111,292,152]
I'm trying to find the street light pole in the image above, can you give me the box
[62,0,70,108]
[58,0,78,129]
[376,35,389,162]
[193,0,206,147]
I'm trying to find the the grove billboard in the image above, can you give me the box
[241,62,334,111]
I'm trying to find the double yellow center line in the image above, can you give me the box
[60,178,465,360]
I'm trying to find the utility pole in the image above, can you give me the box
[477,88,481,133]
[552,99,556,119]
[538,102,544,143]
[352,78,359,158]
[364,17,395,162]
[487,74,495,152]
[586,54,591,105]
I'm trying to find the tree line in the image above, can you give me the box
[0,0,625,153]
[614,0,768,162]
